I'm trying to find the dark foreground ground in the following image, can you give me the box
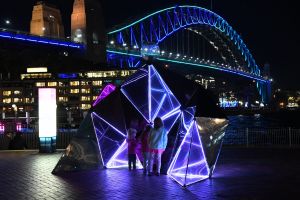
[0,147,299,200]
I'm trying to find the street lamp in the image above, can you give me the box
[5,20,10,25]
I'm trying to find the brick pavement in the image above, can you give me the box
[0,148,300,200]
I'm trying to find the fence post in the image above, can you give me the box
[246,128,249,148]
[289,127,292,148]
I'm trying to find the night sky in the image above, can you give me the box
[0,0,299,90]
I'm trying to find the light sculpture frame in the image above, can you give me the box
[53,64,228,187]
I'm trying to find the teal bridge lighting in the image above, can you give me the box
[106,5,271,103]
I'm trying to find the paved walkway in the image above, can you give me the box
[0,147,300,200]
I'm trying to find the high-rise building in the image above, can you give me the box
[71,0,106,63]
[30,1,65,38]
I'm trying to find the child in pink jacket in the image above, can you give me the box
[126,128,137,170]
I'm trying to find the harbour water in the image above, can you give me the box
[227,110,300,129]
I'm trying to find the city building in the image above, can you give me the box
[71,0,106,63]
[30,1,65,38]
[0,66,136,131]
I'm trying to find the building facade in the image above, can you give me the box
[71,0,106,63]
[30,1,65,38]
[0,67,136,132]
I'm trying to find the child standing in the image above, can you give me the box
[140,125,152,174]
[127,128,137,170]
[148,117,167,176]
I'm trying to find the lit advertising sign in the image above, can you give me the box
[39,88,56,137]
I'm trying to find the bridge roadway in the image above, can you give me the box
[0,147,299,199]
[107,49,268,83]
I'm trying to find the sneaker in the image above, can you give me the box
[148,172,153,176]
[155,172,160,176]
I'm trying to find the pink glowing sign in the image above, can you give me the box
[38,88,57,137]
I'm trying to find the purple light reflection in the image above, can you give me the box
[93,84,116,107]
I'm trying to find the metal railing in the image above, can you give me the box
[224,127,300,147]
[1,127,300,150]
[0,130,77,150]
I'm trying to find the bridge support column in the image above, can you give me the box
[260,81,272,105]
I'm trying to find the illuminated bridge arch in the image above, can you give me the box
[108,5,260,75]
[107,5,271,103]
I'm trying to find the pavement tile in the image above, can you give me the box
[0,148,300,199]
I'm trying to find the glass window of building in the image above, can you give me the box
[13,98,22,103]
[48,82,57,87]
[81,88,91,94]
[121,70,130,77]
[70,81,80,86]
[36,82,46,87]
[25,98,34,103]
[81,81,90,86]
[59,89,67,94]
[58,82,64,87]
[93,88,101,94]
[86,72,103,78]
[3,98,11,104]
[92,81,102,86]
[14,90,22,95]
[3,91,12,96]
[81,96,91,101]
[58,97,68,102]
[70,89,80,94]
[81,104,91,110]
[93,96,98,100]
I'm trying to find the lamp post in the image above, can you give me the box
[12,104,17,132]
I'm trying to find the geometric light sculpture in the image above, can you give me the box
[93,83,116,107]
[52,64,228,187]
[105,140,143,169]
[167,121,209,187]
[38,88,57,153]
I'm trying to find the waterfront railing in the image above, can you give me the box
[1,127,300,150]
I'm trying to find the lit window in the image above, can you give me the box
[92,81,102,86]
[3,91,11,96]
[36,82,46,87]
[93,96,98,100]
[81,81,90,86]
[25,98,34,103]
[58,82,65,87]
[81,89,90,94]
[70,81,80,86]
[48,82,57,87]
[81,96,91,101]
[58,97,68,102]
[81,104,91,110]
[121,70,130,77]
[3,98,11,104]
[21,73,52,80]
[86,72,103,78]
[14,90,21,95]
[13,98,22,103]
[70,89,80,94]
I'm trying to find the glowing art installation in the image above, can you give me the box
[93,84,116,107]
[39,88,56,137]
[53,64,228,187]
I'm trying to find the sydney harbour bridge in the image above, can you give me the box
[0,5,271,103]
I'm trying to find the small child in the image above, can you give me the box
[126,128,137,170]
[140,125,152,174]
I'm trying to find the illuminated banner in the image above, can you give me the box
[39,88,57,137]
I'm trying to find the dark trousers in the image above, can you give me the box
[128,154,136,170]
